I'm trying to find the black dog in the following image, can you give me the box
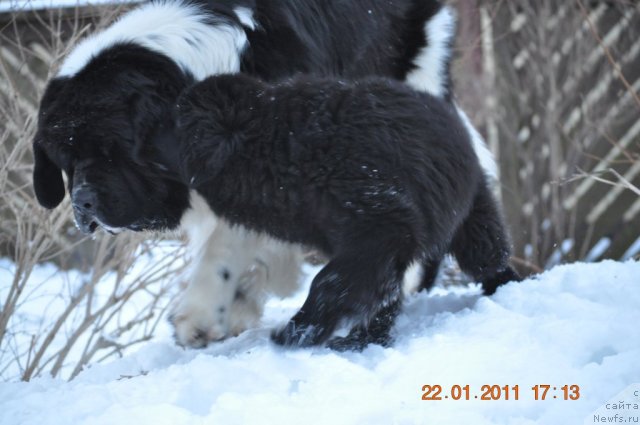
[33,0,483,283]
[174,74,519,349]
[32,0,507,349]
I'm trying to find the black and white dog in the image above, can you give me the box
[32,0,504,349]
[175,74,519,348]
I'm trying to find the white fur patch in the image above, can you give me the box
[180,191,217,253]
[404,5,456,98]
[402,261,423,295]
[234,6,257,30]
[455,105,498,179]
[173,211,303,347]
[58,1,247,80]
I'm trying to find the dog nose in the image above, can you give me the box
[72,185,97,213]
[72,185,99,234]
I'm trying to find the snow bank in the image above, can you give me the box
[1,260,638,425]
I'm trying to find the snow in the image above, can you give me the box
[1,259,639,424]
[623,235,640,260]
[0,240,186,381]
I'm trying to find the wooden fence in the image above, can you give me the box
[1,1,638,272]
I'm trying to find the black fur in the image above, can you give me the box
[33,0,454,235]
[33,44,192,232]
[239,0,447,88]
[31,0,517,350]
[175,74,517,347]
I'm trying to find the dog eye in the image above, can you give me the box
[49,146,73,171]
[219,268,231,281]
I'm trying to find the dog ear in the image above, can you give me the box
[127,73,176,164]
[32,141,65,209]
[129,91,156,163]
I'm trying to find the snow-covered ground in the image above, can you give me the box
[1,259,639,425]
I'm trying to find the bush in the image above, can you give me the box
[0,4,187,381]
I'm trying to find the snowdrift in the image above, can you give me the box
[1,260,638,425]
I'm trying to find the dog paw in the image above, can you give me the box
[326,327,393,352]
[326,330,368,352]
[326,335,363,352]
[169,297,229,348]
[271,320,327,347]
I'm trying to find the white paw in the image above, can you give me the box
[169,292,230,348]
[170,220,305,348]
[169,263,267,348]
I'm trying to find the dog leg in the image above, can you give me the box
[450,183,521,295]
[171,222,266,347]
[326,255,441,351]
[416,256,444,292]
[172,219,305,347]
[325,254,444,351]
[228,242,304,335]
[326,299,401,352]
[272,228,416,348]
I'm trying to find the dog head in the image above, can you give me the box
[33,44,192,234]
